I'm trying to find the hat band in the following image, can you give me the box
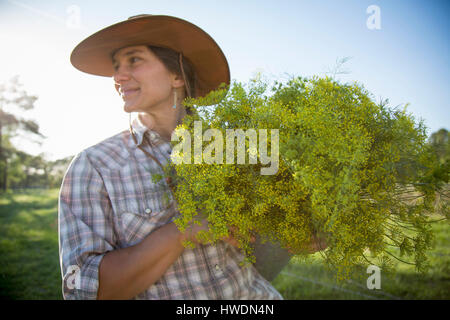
[179,53,192,98]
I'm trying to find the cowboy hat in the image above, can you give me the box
[70,14,230,100]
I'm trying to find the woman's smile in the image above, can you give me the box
[121,88,140,99]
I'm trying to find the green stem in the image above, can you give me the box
[383,249,415,265]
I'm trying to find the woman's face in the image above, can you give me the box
[112,45,181,113]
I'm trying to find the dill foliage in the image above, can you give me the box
[164,75,447,280]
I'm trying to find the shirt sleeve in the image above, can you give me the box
[58,151,116,300]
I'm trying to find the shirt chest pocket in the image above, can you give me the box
[116,192,176,247]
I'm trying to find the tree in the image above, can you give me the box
[427,128,449,217]
[0,76,44,191]
[429,128,449,165]
[47,156,74,188]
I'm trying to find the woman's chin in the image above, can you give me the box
[123,102,140,113]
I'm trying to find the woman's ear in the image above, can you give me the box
[172,74,185,89]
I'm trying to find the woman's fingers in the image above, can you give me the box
[285,232,328,255]
[222,235,240,248]
[184,220,255,249]
[181,218,210,244]
[185,219,328,254]
[308,232,328,253]
[228,226,256,243]
[221,226,240,248]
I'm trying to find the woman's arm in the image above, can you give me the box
[97,221,185,300]
[59,150,237,300]
[59,151,210,300]
[97,217,236,299]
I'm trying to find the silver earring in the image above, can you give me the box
[173,90,177,109]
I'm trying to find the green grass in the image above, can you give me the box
[272,219,450,300]
[0,189,62,300]
[0,188,448,300]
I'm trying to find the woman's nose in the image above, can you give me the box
[113,65,131,83]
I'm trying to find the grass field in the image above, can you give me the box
[0,189,449,300]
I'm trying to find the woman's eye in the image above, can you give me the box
[113,57,141,70]
[130,57,141,64]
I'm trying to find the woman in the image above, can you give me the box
[59,14,284,300]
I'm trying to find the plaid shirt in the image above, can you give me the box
[58,117,283,300]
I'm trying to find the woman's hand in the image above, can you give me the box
[307,232,328,253]
[220,226,256,248]
[178,218,242,248]
[287,231,329,255]
[178,217,209,244]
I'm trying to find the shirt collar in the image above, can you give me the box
[129,116,163,147]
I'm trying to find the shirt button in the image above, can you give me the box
[215,264,220,271]
[145,208,152,214]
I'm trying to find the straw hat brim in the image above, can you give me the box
[70,15,230,99]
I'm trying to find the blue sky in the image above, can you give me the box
[0,0,448,160]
